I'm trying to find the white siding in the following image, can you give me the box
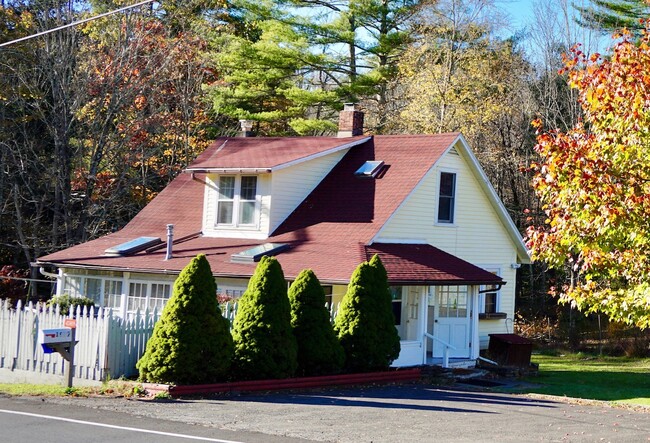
[374,144,519,345]
[269,149,348,233]
[201,150,347,238]
[202,173,272,239]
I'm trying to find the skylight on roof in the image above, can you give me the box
[105,237,162,257]
[354,160,385,178]
[231,243,289,263]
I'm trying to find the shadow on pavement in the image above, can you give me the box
[188,383,559,414]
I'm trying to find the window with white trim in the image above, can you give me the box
[437,285,468,317]
[216,175,259,227]
[127,281,172,314]
[218,285,246,300]
[479,269,502,317]
[390,286,403,325]
[437,172,456,223]
[482,285,499,314]
[62,273,174,316]
[62,274,122,309]
[104,279,123,309]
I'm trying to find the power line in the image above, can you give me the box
[0,275,55,284]
[0,0,155,48]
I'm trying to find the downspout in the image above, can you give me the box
[39,266,61,297]
[39,267,59,279]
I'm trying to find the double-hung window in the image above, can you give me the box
[217,175,258,227]
[437,172,456,224]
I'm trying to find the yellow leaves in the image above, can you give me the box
[530,23,650,327]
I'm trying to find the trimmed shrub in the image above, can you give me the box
[232,256,297,380]
[136,254,233,385]
[47,294,94,316]
[335,254,400,372]
[289,269,344,376]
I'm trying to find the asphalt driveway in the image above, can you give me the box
[29,382,650,442]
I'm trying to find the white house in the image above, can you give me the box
[37,105,530,368]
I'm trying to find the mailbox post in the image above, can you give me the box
[38,319,78,388]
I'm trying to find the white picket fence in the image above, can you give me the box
[0,300,161,383]
[0,299,340,384]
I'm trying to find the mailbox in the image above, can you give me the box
[38,326,78,388]
[38,328,73,354]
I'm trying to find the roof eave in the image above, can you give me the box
[35,261,184,276]
[387,279,506,286]
[184,168,273,174]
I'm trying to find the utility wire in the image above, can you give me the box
[0,0,155,48]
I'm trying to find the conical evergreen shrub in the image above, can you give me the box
[289,269,344,376]
[136,254,233,384]
[334,254,401,372]
[231,256,297,380]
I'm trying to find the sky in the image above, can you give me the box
[502,0,537,30]
[496,0,610,57]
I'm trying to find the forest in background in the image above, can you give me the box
[1,0,646,349]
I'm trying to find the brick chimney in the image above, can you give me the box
[338,103,364,137]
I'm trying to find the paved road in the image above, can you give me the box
[0,395,307,443]
[3,383,650,442]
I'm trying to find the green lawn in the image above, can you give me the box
[0,379,142,397]
[515,352,650,407]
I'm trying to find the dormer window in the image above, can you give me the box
[217,175,259,227]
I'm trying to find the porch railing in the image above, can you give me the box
[423,332,456,368]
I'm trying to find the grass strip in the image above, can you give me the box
[515,352,650,407]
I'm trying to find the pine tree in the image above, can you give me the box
[231,256,298,380]
[334,254,400,372]
[136,254,233,384]
[575,0,649,35]
[289,269,345,376]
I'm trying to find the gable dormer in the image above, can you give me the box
[188,135,371,240]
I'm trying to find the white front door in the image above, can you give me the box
[432,286,471,358]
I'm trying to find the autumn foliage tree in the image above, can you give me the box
[528,24,650,328]
[74,17,214,237]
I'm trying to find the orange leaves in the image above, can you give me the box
[528,20,650,328]
[134,94,147,111]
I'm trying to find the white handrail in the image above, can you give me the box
[423,332,456,368]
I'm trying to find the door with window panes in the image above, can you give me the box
[432,286,471,358]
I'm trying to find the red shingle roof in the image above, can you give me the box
[37,133,499,285]
[365,243,503,285]
[187,136,368,170]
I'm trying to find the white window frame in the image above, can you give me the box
[436,170,457,225]
[216,175,260,229]
[61,273,171,316]
[436,285,469,318]
[217,285,247,300]
[479,268,501,315]
[103,279,124,311]
[127,280,172,314]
